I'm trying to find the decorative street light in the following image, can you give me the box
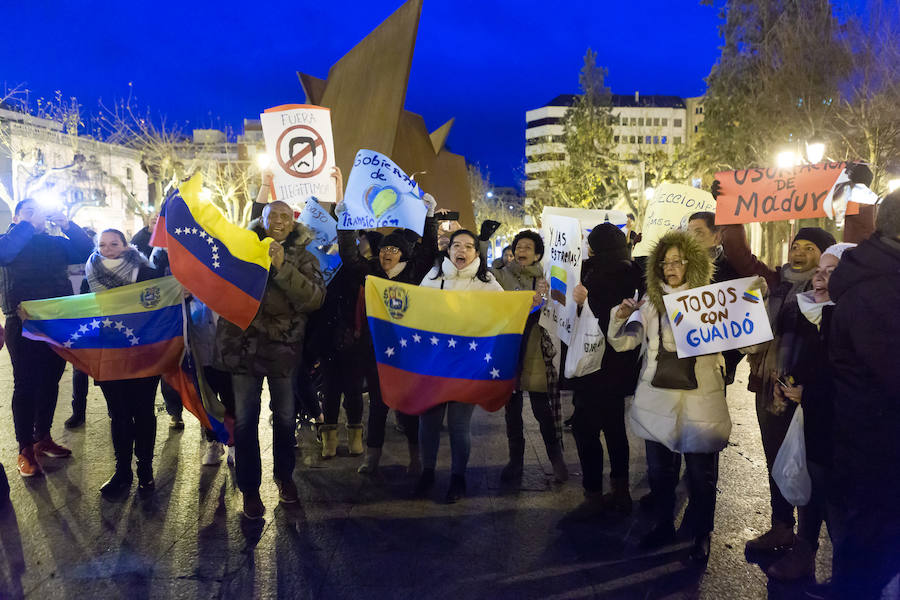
[255,153,270,170]
[805,142,826,164]
[888,179,900,193]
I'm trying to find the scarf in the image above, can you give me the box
[796,290,833,330]
[85,247,146,292]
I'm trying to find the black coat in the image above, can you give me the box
[828,233,900,511]
[568,256,644,400]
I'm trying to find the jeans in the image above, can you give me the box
[505,391,557,447]
[571,391,629,493]
[755,391,797,527]
[98,376,159,477]
[232,373,296,493]
[419,402,476,477]
[364,362,418,448]
[4,317,67,447]
[645,440,719,536]
[202,367,236,443]
[161,378,183,419]
[322,352,364,425]
[72,369,89,417]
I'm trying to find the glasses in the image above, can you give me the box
[659,259,688,269]
[380,246,401,255]
[450,242,476,251]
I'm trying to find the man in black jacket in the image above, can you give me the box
[827,189,900,599]
[0,199,94,477]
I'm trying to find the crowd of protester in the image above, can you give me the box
[0,163,898,598]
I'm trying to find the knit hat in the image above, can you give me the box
[821,242,856,261]
[588,223,627,254]
[380,230,412,261]
[361,231,384,254]
[792,227,836,254]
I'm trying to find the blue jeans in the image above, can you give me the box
[419,402,476,477]
[232,374,295,493]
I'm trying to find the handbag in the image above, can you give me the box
[650,314,698,390]
[772,406,811,506]
[564,302,605,378]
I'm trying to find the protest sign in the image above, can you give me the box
[662,276,773,358]
[261,104,337,206]
[297,198,342,285]
[338,149,427,235]
[713,162,858,225]
[633,183,716,257]
[541,207,628,233]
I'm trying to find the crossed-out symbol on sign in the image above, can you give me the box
[275,124,327,179]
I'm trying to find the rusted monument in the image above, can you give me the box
[297,0,475,229]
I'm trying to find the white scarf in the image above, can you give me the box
[796,290,833,330]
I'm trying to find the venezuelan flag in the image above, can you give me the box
[365,277,533,414]
[550,265,567,305]
[152,174,272,330]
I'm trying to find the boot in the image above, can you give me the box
[100,466,133,499]
[500,437,525,482]
[445,474,466,504]
[136,460,154,499]
[346,425,364,456]
[413,468,435,497]
[546,441,569,483]
[558,491,605,524]
[745,521,795,552]
[357,447,382,474]
[601,477,632,515]
[321,425,338,459]
[406,442,422,477]
[767,538,816,581]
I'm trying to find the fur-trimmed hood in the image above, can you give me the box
[645,230,713,313]
[248,217,315,249]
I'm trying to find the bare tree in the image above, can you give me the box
[469,163,525,238]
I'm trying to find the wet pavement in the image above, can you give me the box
[0,352,831,599]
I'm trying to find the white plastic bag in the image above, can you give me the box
[564,302,606,379]
[772,405,811,506]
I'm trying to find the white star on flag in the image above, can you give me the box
[64,341,73,348]
[78,324,89,334]
[430,336,439,345]
[399,339,407,347]
[206,237,214,245]
[175,228,183,235]
[490,368,500,379]
[114,321,125,331]
[212,245,218,253]
[213,261,220,268]
[130,337,140,346]
[484,353,492,362]
[90,320,101,329]
[124,328,134,338]
[385,347,395,357]
[412,334,421,343]
[102,318,113,327]
[199,231,207,239]
[191,228,198,234]
[469,341,478,351]
[447,338,457,348]
[71,332,81,340]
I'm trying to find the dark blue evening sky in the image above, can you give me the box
[0,0,867,188]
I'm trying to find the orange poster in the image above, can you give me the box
[714,162,856,225]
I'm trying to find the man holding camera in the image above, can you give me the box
[0,198,94,477]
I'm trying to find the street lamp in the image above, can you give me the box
[644,187,656,201]
[776,151,799,169]
[199,187,213,202]
[888,179,900,193]
[486,191,494,198]
[805,142,825,164]
[256,153,271,170]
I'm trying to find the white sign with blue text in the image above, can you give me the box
[662,276,773,358]
[338,149,426,235]
[298,198,342,285]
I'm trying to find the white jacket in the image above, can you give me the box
[420,257,503,291]
[607,286,730,454]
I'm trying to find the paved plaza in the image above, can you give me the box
[0,352,831,599]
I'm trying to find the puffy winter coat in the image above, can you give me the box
[607,231,730,454]
[215,219,325,377]
[420,256,502,291]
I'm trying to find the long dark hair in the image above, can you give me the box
[432,229,491,283]
[100,228,128,247]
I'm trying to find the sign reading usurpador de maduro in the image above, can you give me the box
[714,162,857,225]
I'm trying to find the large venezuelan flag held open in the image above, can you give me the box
[365,277,533,415]
[20,276,228,441]
[152,174,272,330]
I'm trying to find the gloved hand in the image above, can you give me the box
[479,220,501,241]
[845,163,874,187]
[710,179,722,201]
[422,193,436,218]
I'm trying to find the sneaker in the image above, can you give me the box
[169,416,185,430]
[17,447,43,477]
[64,413,85,429]
[226,447,235,466]
[202,441,225,466]
[34,436,72,459]
[276,479,299,504]
[745,522,795,552]
[639,522,677,551]
[242,492,265,520]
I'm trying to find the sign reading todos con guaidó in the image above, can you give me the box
[633,183,716,258]
[662,276,773,358]
[539,207,627,345]
[260,104,337,205]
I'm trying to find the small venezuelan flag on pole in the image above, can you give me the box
[365,277,533,415]
[151,174,272,330]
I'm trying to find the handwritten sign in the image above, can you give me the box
[662,276,773,358]
[713,162,857,225]
[261,104,337,205]
[633,183,716,258]
[297,198,341,285]
[338,149,426,235]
